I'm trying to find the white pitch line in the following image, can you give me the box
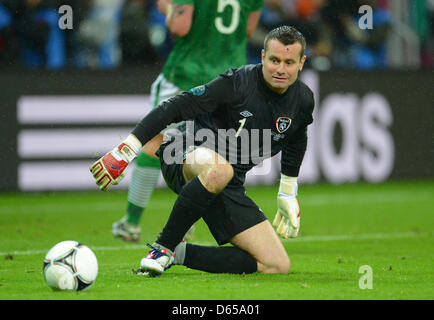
[300,192,433,206]
[281,231,423,242]
[0,232,426,256]
[0,244,148,257]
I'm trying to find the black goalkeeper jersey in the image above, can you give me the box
[133,64,315,185]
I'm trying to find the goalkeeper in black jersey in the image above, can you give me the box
[90,26,315,275]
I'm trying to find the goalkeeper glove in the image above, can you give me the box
[273,174,300,238]
[90,134,142,191]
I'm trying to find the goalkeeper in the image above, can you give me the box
[91,26,314,275]
[113,0,263,242]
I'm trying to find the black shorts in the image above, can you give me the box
[156,138,267,245]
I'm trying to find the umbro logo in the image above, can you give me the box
[240,110,253,117]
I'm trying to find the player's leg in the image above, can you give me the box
[182,147,234,194]
[113,74,181,241]
[172,220,289,274]
[125,134,163,222]
[229,220,290,274]
[172,191,289,274]
[155,147,233,250]
[112,134,163,241]
[139,147,234,274]
[172,241,258,274]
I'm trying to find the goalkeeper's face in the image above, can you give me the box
[261,39,306,94]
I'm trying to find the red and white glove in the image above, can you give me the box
[273,175,300,238]
[90,135,142,191]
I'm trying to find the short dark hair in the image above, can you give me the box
[263,26,306,59]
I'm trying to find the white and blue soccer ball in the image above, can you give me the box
[43,241,98,291]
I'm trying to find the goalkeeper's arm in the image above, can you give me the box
[90,71,233,191]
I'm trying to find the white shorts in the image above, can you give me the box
[150,73,183,109]
[149,74,185,135]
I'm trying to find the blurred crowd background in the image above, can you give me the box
[0,0,432,70]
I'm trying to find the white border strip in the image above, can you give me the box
[18,128,132,158]
[17,95,150,124]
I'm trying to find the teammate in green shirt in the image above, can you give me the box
[112,0,263,242]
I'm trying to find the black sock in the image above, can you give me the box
[156,177,217,251]
[183,243,258,274]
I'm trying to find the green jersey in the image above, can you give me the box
[162,0,263,91]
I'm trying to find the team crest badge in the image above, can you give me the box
[189,85,206,96]
[276,117,292,133]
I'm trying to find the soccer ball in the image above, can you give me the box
[43,241,98,291]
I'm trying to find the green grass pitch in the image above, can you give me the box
[0,180,433,300]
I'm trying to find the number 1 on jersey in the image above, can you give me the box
[235,118,246,137]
